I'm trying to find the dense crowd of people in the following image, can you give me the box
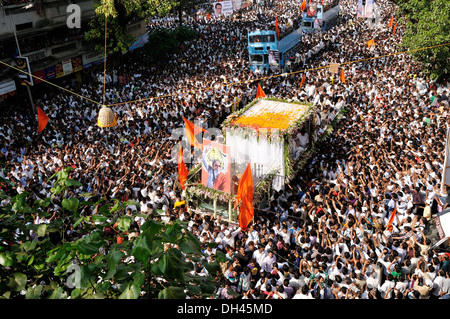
[1,0,450,299]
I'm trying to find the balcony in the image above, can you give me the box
[0,0,96,38]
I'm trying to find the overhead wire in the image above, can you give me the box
[0,59,103,106]
[103,42,450,108]
[0,20,448,110]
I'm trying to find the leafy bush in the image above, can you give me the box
[143,26,198,60]
[0,168,224,299]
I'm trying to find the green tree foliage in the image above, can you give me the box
[85,0,175,55]
[0,168,225,299]
[396,0,450,80]
[143,26,198,60]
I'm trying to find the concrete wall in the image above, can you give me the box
[0,0,96,38]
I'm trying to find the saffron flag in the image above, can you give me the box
[392,22,397,35]
[340,69,346,83]
[301,0,306,12]
[178,143,188,190]
[37,107,49,134]
[300,73,306,87]
[441,126,450,192]
[235,163,254,231]
[386,206,397,231]
[183,116,205,149]
[388,17,394,28]
[275,17,280,39]
[256,83,266,98]
[367,39,375,48]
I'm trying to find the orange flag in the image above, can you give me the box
[367,39,375,49]
[275,17,280,39]
[300,73,306,87]
[386,206,397,231]
[183,116,205,149]
[178,143,188,190]
[392,22,398,34]
[235,163,254,231]
[388,17,394,28]
[256,84,266,98]
[37,107,49,134]
[340,69,346,83]
[301,0,306,12]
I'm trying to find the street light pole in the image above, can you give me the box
[8,4,36,116]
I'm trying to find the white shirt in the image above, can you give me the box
[260,254,277,273]
[379,280,395,298]
[395,280,408,294]
[220,227,241,248]
[279,230,291,245]
[432,275,446,296]
[253,249,267,268]
[292,292,314,299]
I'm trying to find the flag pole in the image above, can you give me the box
[441,125,450,193]
[228,198,232,223]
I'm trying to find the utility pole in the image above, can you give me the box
[8,4,36,116]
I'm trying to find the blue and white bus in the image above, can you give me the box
[247,28,302,72]
[247,30,278,72]
[301,2,340,33]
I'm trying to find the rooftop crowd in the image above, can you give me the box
[0,0,450,299]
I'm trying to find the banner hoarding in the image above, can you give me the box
[202,139,231,193]
[212,1,233,17]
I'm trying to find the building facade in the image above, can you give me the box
[0,0,146,94]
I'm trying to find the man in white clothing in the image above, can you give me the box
[253,244,267,268]
[260,250,276,274]
[292,285,314,299]
[220,227,241,249]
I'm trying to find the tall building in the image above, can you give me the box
[0,0,146,96]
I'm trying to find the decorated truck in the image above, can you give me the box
[183,97,346,223]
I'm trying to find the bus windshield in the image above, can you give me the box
[249,34,276,43]
[249,54,264,64]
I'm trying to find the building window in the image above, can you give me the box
[15,22,33,32]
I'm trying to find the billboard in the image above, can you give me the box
[55,62,64,78]
[0,79,16,95]
[357,0,374,18]
[14,56,33,86]
[212,1,233,17]
[71,56,83,73]
[305,4,318,18]
[82,51,106,69]
[303,4,323,22]
[442,127,450,190]
[201,139,231,193]
[269,50,280,73]
[44,66,56,80]
[435,209,450,240]
[62,59,73,75]
[32,69,45,85]
[268,50,279,65]
[231,0,242,11]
